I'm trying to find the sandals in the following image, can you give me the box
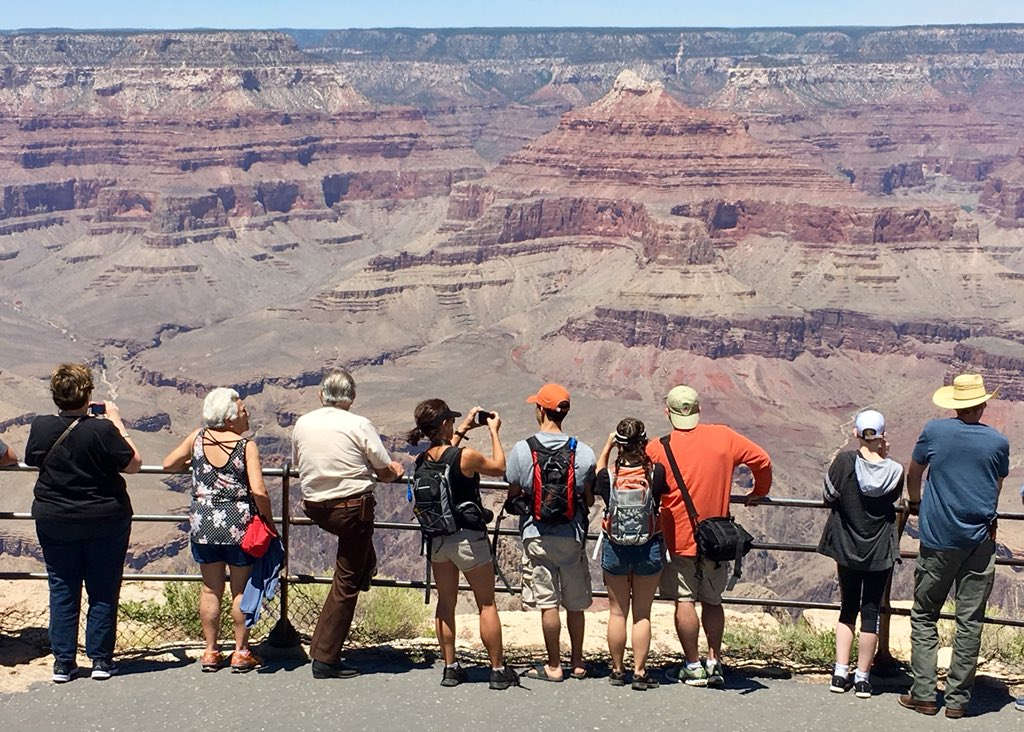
[570,666,588,680]
[525,663,565,682]
[632,672,660,691]
[200,650,225,672]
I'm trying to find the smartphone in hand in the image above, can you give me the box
[88,402,106,415]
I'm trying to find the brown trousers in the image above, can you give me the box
[303,493,376,664]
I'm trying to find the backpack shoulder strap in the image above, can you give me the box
[659,435,700,534]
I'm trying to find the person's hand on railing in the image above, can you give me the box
[743,491,764,506]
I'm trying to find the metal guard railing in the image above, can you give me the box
[2,462,1023,646]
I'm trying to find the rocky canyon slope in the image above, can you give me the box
[0,27,1023,613]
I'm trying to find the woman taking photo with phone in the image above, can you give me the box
[25,363,142,683]
[595,417,668,691]
[407,400,518,690]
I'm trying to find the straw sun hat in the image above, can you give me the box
[932,373,999,410]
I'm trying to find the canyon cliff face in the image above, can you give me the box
[1,28,1023,611]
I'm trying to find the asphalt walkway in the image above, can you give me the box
[1,648,1018,731]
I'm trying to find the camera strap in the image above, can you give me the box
[43,418,82,468]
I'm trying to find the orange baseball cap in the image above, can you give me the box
[526,383,571,410]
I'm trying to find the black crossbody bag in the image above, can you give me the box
[659,435,754,591]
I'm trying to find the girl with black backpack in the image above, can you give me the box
[594,417,668,690]
[407,399,519,690]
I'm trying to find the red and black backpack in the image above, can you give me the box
[527,436,577,524]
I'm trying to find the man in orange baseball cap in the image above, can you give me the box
[505,383,595,681]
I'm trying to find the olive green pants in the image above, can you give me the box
[909,538,995,710]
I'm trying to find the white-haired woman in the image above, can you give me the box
[163,387,273,673]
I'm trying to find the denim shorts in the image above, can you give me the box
[190,541,254,567]
[601,535,664,576]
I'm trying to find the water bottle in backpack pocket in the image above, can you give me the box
[603,464,658,545]
[527,436,577,524]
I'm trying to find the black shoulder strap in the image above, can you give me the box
[660,435,700,536]
[44,418,82,467]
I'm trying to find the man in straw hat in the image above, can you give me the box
[898,374,1009,719]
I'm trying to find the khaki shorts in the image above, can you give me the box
[521,535,593,611]
[430,529,492,572]
[659,554,730,605]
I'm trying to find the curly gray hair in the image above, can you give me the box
[320,369,355,407]
[202,387,241,427]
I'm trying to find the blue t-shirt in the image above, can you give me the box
[912,418,1009,550]
[505,431,595,543]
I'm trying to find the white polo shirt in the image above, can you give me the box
[292,406,393,502]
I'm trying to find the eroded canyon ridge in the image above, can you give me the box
[1,27,1024,610]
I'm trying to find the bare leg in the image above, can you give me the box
[228,565,253,651]
[432,561,460,666]
[566,610,586,676]
[604,572,631,673]
[198,562,226,653]
[630,573,660,676]
[702,602,725,662]
[857,631,878,674]
[674,600,701,663]
[540,607,564,679]
[464,562,504,669]
[835,622,855,667]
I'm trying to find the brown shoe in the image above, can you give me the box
[898,694,939,716]
[200,650,225,672]
[230,649,261,674]
[944,706,967,719]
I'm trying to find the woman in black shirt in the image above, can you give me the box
[24,364,141,683]
[407,399,518,690]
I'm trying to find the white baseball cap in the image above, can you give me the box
[855,409,885,439]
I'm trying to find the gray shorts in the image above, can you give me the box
[521,535,593,611]
[430,529,492,572]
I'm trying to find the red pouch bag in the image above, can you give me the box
[241,514,277,558]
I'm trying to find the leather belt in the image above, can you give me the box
[303,492,372,510]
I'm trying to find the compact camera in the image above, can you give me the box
[474,410,495,426]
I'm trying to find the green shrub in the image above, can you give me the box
[351,586,431,643]
[723,618,836,669]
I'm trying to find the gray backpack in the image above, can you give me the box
[603,464,658,545]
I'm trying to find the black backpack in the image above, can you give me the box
[410,447,460,539]
[527,436,578,524]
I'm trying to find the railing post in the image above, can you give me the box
[874,502,911,675]
[267,460,301,648]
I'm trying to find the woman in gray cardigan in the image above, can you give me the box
[818,409,903,699]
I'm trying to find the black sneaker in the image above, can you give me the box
[52,660,79,683]
[489,667,520,690]
[441,665,467,687]
[829,674,852,693]
[854,679,872,699]
[90,660,118,680]
[609,670,628,687]
[311,659,359,679]
[706,662,725,689]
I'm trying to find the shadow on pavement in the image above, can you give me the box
[116,647,192,676]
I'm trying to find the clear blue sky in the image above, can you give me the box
[4,1,1023,30]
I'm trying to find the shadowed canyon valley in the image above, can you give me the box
[1,26,1024,612]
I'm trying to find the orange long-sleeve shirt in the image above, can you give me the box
[646,424,772,557]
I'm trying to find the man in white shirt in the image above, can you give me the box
[292,369,402,679]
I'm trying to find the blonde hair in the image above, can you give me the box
[50,363,94,410]
[202,387,241,427]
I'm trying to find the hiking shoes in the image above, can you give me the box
[898,694,939,716]
[52,660,79,683]
[90,660,118,680]
[1016,697,1024,712]
[440,665,467,687]
[200,650,225,672]
[678,663,709,687]
[608,670,628,687]
[854,680,873,699]
[489,667,520,690]
[311,659,359,679]
[706,662,725,689]
[829,674,852,693]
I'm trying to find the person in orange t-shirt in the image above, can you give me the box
[646,385,771,688]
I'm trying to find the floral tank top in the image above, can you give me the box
[188,429,253,545]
